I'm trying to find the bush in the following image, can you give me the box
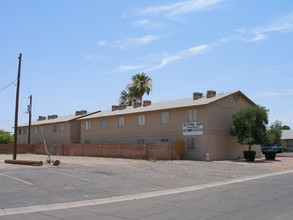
[3,150,12,155]
[264,150,277,160]
[283,147,291,152]
[243,151,256,161]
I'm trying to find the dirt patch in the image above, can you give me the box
[216,156,293,171]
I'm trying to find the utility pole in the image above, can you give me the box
[28,95,32,144]
[13,53,22,160]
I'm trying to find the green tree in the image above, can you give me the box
[280,125,290,130]
[264,120,283,146]
[0,129,14,144]
[127,72,152,104]
[230,106,268,151]
[119,89,136,106]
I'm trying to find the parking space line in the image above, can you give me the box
[0,173,33,186]
[1,169,293,216]
[46,170,91,182]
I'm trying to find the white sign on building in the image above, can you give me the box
[182,121,204,135]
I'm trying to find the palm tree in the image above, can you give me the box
[127,72,152,104]
[119,88,136,106]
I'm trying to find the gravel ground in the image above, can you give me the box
[1,154,292,185]
[0,154,292,185]
[217,156,293,171]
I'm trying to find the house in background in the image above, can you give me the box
[79,90,259,160]
[18,110,99,145]
[281,130,293,151]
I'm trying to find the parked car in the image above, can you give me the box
[261,145,283,153]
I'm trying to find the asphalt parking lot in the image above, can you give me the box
[0,154,293,218]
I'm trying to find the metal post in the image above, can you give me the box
[28,95,32,144]
[13,53,22,160]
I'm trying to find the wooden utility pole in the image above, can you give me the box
[28,95,32,144]
[13,53,22,160]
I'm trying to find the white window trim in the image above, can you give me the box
[118,117,125,128]
[161,112,169,124]
[85,121,91,130]
[138,115,145,126]
[187,109,198,122]
[60,123,65,132]
[101,119,107,129]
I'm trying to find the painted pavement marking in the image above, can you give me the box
[1,169,293,216]
[0,173,33,186]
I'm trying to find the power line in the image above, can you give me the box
[0,80,16,93]
[0,113,27,124]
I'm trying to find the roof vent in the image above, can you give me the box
[38,116,46,121]
[206,90,216,98]
[193,92,203,100]
[112,105,119,111]
[133,102,142,108]
[143,100,151,107]
[48,115,58,120]
[119,104,127,110]
[75,110,87,116]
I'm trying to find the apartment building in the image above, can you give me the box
[18,110,99,145]
[281,130,293,151]
[79,90,259,160]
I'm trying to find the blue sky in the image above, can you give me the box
[1,0,293,132]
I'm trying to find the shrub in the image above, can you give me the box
[3,150,12,154]
[265,150,277,160]
[243,151,256,161]
[282,147,291,152]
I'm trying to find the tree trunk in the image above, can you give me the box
[248,145,252,151]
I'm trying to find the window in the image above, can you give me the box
[101,120,107,129]
[34,127,38,134]
[161,112,169,124]
[23,128,27,135]
[18,128,22,135]
[60,123,65,132]
[161,139,169,142]
[118,117,125,128]
[39,126,43,133]
[287,140,293,147]
[187,109,197,122]
[85,121,91,130]
[138,139,145,145]
[52,125,57,132]
[138,115,145,126]
[118,140,125,144]
[187,138,197,150]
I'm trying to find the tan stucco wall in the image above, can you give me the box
[18,121,80,145]
[80,106,206,145]
[205,93,258,160]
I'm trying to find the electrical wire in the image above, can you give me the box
[0,80,16,93]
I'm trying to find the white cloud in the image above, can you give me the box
[97,41,107,46]
[132,19,165,29]
[146,44,208,71]
[138,0,223,16]
[222,12,293,43]
[115,35,160,49]
[98,35,160,50]
[118,65,145,72]
[133,19,150,26]
[257,91,293,98]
